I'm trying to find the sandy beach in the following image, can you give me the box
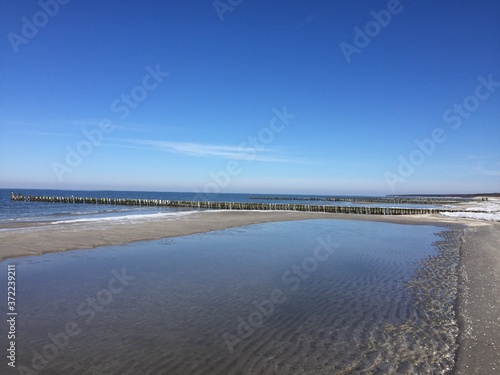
[1,210,498,373]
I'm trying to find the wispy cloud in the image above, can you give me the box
[33,132,79,137]
[1,118,181,133]
[462,154,500,177]
[9,129,79,138]
[115,138,304,163]
[474,167,500,177]
[464,153,500,161]
[67,119,181,133]
[297,14,316,28]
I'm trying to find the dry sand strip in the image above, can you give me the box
[0,210,498,373]
[455,221,500,374]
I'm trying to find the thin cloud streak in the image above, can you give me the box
[475,167,500,177]
[116,138,306,163]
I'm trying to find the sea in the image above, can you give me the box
[0,188,444,225]
[0,189,461,374]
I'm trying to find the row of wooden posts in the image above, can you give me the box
[10,193,455,215]
[249,196,460,205]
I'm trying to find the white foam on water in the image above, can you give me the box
[440,198,500,222]
[50,210,198,224]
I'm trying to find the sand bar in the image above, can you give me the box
[0,210,499,373]
[0,210,479,260]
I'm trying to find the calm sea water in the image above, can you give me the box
[0,188,443,224]
[0,219,460,374]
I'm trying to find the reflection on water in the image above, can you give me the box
[1,220,460,374]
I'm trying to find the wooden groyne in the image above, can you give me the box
[9,193,456,216]
[249,196,462,205]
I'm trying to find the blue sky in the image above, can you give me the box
[1,0,499,195]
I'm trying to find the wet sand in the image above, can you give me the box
[0,210,481,261]
[1,210,498,373]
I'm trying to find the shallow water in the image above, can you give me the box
[0,219,460,374]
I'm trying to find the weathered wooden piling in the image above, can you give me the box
[249,195,460,205]
[9,193,459,216]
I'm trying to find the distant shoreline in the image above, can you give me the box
[390,193,500,198]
